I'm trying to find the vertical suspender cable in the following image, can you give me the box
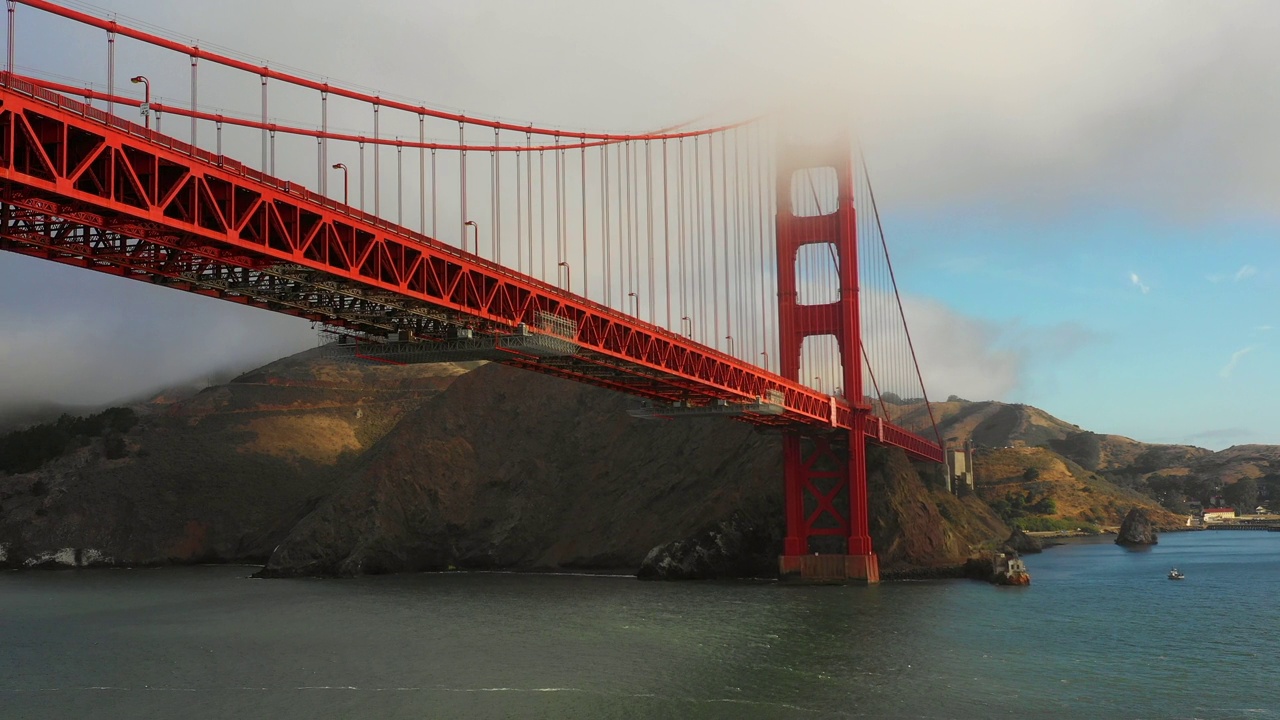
[6,1,14,76]
[581,142,587,298]
[459,120,466,246]
[623,141,632,302]
[418,115,425,234]
[106,30,114,116]
[678,138,686,333]
[491,128,498,260]
[397,142,403,225]
[431,147,437,237]
[373,104,381,218]
[526,127,533,276]
[539,148,546,281]
[646,139,655,322]
[710,134,719,348]
[662,138,671,331]
[602,141,610,304]
[189,54,197,146]
[316,90,322,194]
[694,136,703,339]
[260,76,268,171]
[516,145,523,274]
[358,140,365,211]
[555,135,563,283]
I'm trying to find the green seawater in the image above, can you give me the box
[2,531,1278,719]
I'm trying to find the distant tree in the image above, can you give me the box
[1223,477,1259,511]
[1023,468,1041,481]
[1031,496,1057,515]
[1183,475,1219,506]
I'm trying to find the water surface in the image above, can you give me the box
[2,531,1277,718]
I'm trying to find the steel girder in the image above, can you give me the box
[0,79,944,462]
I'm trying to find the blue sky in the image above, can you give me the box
[2,0,1278,450]
[890,207,1277,447]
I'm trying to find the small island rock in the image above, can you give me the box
[1115,507,1159,546]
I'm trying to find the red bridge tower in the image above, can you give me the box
[775,132,878,583]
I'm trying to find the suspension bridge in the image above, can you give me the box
[0,0,945,583]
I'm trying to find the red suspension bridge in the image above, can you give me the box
[0,0,944,583]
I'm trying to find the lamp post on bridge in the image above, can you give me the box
[814,376,822,393]
[463,220,478,254]
[557,261,570,291]
[680,316,692,338]
[331,163,349,205]
[725,335,734,356]
[129,75,150,129]
[628,292,639,317]
[761,350,769,371]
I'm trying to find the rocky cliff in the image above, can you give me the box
[259,364,1007,578]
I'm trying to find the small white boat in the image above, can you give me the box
[1168,568,1185,580]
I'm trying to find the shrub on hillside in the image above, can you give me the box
[0,407,138,475]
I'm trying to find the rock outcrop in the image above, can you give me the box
[1115,507,1159,546]
[1002,527,1044,554]
[636,510,780,580]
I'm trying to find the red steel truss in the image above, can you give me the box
[0,76,943,463]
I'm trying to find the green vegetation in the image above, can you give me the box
[989,490,1056,524]
[1014,516,1101,534]
[0,407,138,475]
[1144,473,1221,513]
[1223,477,1258,510]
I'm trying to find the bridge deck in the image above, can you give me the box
[0,76,943,463]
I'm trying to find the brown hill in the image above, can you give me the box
[261,363,1006,577]
[0,350,1007,576]
[973,446,1183,529]
[0,350,475,566]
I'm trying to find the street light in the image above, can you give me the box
[463,220,478,254]
[628,291,639,316]
[557,261,570,291]
[129,75,150,129]
[680,316,692,337]
[814,376,822,392]
[331,163,349,205]
[760,350,769,370]
[725,335,734,356]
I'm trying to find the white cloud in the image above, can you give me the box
[1219,346,1256,379]
[1129,272,1151,294]
[1235,265,1258,281]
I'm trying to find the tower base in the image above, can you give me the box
[778,553,880,585]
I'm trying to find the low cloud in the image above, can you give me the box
[1129,272,1151,294]
[0,256,317,409]
[891,296,1103,403]
[1235,264,1258,281]
[1219,346,1255,379]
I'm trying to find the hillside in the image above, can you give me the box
[4,347,1274,576]
[913,400,1270,526]
[259,363,1006,577]
[0,350,476,566]
[0,350,1007,576]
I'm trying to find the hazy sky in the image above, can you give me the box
[3,1,1279,449]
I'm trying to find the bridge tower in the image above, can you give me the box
[775,132,878,584]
